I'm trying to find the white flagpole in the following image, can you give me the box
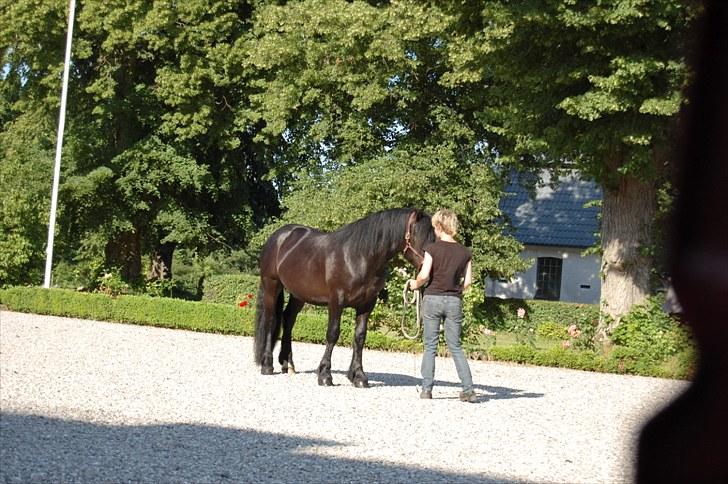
[44,0,76,288]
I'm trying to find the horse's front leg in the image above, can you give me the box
[317,305,343,386]
[348,303,374,388]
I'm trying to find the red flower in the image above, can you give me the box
[247,293,254,299]
[239,301,248,308]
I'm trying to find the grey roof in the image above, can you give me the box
[500,172,602,248]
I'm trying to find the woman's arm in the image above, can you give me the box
[462,259,472,291]
[407,252,432,290]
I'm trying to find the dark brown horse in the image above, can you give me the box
[253,208,434,387]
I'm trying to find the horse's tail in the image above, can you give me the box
[253,284,284,365]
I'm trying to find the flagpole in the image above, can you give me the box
[44,0,76,288]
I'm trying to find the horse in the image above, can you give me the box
[253,208,435,387]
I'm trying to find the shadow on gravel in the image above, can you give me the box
[0,412,527,483]
[298,370,544,401]
[366,372,545,401]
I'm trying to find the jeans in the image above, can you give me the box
[420,295,473,393]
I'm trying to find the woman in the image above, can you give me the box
[407,209,476,402]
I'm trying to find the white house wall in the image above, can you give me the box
[486,245,601,304]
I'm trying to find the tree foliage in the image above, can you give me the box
[450,0,697,321]
[1,0,278,286]
[0,0,696,328]
[245,0,525,277]
[469,0,696,180]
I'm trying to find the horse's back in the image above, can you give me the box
[260,223,324,275]
[260,224,334,303]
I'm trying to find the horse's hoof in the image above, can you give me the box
[353,379,369,389]
[318,376,333,386]
[261,366,274,375]
[287,365,297,375]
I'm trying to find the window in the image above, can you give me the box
[535,257,562,300]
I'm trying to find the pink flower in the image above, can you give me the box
[562,340,571,349]
[568,324,581,338]
[517,308,526,319]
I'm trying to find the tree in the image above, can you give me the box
[459,0,697,330]
[0,113,55,286]
[1,0,68,286]
[244,0,526,278]
[1,0,280,287]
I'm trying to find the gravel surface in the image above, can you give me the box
[1,310,688,483]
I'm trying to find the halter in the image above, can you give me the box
[403,212,425,262]
[403,231,425,261]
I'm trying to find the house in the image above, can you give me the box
[486,171,602,304]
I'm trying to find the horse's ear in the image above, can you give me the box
[407,210,419,226]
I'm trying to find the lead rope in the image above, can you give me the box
[400,282,422,340]
[401,281,423,393]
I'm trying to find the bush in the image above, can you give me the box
[478,297,600,333]
[0,286,250,335]
[202,274,261,305]
[489,344,537,364]
[532,347,606,372]
[536,321,569,340]
[610,295,692,362]
[374,273,600,348]
[0,286,418,353]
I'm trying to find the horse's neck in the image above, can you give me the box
[337,210,407,271]
[374,233,404,272]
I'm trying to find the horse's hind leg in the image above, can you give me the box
[279,296,304,374]
[260,279,283,375]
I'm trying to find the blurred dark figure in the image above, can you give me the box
[637,1,728,482]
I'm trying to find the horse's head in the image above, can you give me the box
[403,209,435,269]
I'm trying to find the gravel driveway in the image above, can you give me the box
[0,310,687,483]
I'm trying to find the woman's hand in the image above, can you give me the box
[406,279,418,290]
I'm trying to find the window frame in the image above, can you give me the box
[534,256,563,301]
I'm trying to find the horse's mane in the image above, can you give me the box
[331,208,417,257]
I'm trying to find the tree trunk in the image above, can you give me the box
[148,242,175,281]
[105,231,142,283]
[598,173,656,340]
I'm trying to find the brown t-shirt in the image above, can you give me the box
[423,240,472,297]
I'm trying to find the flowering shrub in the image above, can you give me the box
[511,307,536,347]
[561,324,582,349]
[238,293,254,308]
[202,274,260,304]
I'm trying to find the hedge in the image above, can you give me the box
[0,286,249,335]
[0,286,418,353]
[202,273,261,305]
[476,297,600,332]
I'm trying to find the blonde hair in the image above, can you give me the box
[432,209,460,237]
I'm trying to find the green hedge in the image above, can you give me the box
[202,273,601,334]
[202,273,261,305]
[0,286,418,353]
[0,286,249,334]
[488,345,608,372]
[477,297,600,331]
